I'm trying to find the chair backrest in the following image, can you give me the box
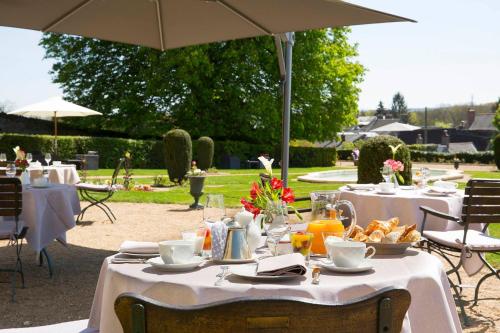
[115,287,410,333]
[111,158,125,186]
[0,177,22,218]
[462,179,500,228]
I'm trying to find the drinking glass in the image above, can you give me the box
[420,167,430,188]
[266,201,290,256]
[380,165,393,183]
[26,153,33,163]
[6,164,16,178]
[203,194,225,223]
[0,153,6,162]
[290,232,314,263]
[45,153,52,166]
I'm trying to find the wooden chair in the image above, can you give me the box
[76,158,124,223]
[0,177,28,301]
[419,178,500,323]
[115,287,410,333]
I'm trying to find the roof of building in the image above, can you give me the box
[448,142,478,154]
[468,113,496,131]
[362,118,400,132]
[357,116,377,126]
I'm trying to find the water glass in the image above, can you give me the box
[6,164,16,178]
[203,194,225,223]
[45,153,52,166]
[26,153,33,163]
[0,153,6,162]
[380,165,393,183]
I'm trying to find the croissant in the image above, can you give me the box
[401,229,421,243]
[399,224,417,241]
[388,217,400,230]
[353,232,368,242]
[382,231,402,244]
[348,225,365,238]
[368,229,384,243]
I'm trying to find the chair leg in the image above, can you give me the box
[472,254,500,306]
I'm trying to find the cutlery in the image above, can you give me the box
[311,266,321,285]
[214,265,229,286]
[111,258,147,264]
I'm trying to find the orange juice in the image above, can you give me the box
[306,220,344,254]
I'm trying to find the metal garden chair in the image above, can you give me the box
[0,177,28,301]
[76,158,124,223]
[115,287,410,333]
[419,178,500,324]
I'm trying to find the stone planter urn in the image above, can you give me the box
[189,175,206,209]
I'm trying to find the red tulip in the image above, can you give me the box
[241,198,261,218]
[270,177,283,190]
[250,182,261,200]
[281,187,295,203]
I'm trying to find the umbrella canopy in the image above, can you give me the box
[371,122,421,133]
[9,96,102,119]
[0,0,413,51]
[9,96,102,154]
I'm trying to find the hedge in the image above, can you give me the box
[495,134,500,169]
[0,133,164,169]
[0,133,336,169]
[408,144,439,152]
[410,150,495,164]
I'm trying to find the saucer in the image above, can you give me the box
[376,190,396,195]
[319,259,373,273]
[147,256,204,271]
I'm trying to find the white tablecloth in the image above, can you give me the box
[28,165,80,185]
[339,187,464,231]
[20,184,81,252]
[339,187,484,275]
[88,251,462,333]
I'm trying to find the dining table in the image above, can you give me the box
[338,186,484,275]
[20,183,81,253]
[88,246,462,333]
[27,164,80,185]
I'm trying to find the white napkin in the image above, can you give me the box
[211,221,228,260]
[429,186,456,194]
[257,253,307,276]
[119,241,159,254]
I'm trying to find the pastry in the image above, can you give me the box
[382,231,402,244]
[401,229,421,243]
[368,229,384,243]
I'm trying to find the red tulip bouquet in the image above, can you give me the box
[241,156,301,226]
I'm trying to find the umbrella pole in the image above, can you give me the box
[281,32,294,187]
[53,112,58,156]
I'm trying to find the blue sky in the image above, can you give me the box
[0,0,499,111]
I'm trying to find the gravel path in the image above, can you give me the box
[0,202,497,331]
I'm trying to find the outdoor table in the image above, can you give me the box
[27,164,80,185]
[339,186,483,275]
[20,184,80,252]
[88,250,462,333]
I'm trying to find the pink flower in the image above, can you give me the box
[384,159,404,172]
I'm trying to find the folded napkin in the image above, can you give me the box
[257,253,306,277]
[429,186,456,194]
[347,183,375,190]
[119,241,159,254]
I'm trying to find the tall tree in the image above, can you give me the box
[375,101,385,118]
[40,29,364,142]
[391,92,408,122]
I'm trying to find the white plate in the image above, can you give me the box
[429,186,456,194]
[31,184,51,188]
[147,256,204,271]
[212,255,257,264]
[319,259,373,273]
[399,185,415,190]
[375,190,396,195]
[231,263,302,281]
[120,252,160,258]
[423,191,449,197]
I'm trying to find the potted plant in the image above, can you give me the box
[188,161,206,209]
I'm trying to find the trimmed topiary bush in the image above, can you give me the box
[196,136,214,170]
[358,136,412,185]
[495,134,500,170]
[164,129,192,184]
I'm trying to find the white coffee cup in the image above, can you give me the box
[158,240,195,264]
[329,241,376,268]
[52,161,62,166]
[379,182,394,193]
[181,232,204,255]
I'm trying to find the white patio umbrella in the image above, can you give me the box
[0,0,414,184]
[8,96,102,153]
[371,122,421,133]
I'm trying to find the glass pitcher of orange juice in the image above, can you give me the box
[306,191,356,255]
